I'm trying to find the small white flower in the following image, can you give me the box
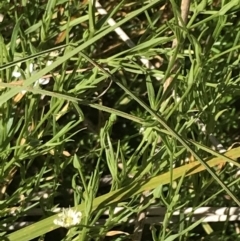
[12,70,22,78]
[139,127,145,133]
[53,208,82,228]
[12,61,52,94]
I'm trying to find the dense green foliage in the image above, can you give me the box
[0,0,240,240]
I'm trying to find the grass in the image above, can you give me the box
[0,0,240,240]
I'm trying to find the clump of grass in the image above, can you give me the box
[0,0,240,240]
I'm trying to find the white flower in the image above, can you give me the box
[12,61,52,94]
[139,127,145,133]
[53,208,82,228]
